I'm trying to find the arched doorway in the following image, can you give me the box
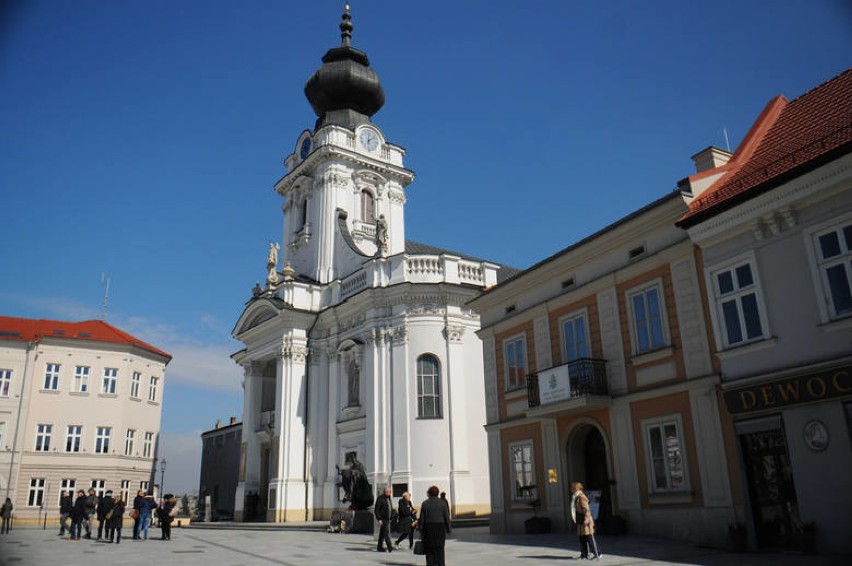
[565,423,612,532]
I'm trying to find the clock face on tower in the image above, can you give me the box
[300,137,312,159]
[359,128,380,152]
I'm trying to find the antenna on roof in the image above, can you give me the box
[722,127,732,152]
[100,273,111,320]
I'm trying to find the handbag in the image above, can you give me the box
[413,540,425,555]
[130,509,139,520]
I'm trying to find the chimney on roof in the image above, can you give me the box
[215,419,221,429]
[691,146,732,173]
[229,416,237,426]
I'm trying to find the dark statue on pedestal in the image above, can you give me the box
[329,451,375,534]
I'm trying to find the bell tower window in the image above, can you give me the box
[360,190,375,223]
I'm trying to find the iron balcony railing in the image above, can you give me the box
[527,358,608,408]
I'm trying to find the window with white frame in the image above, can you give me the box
[644,416,689,493]
[90,479,106,498]
[416,354,442,419]
[43,363,60,390]
[360,189,375,223]
[711,259,767,347]
[629,283,667,353]
[148,376,159,402]
[0,369,11,397]
[130,371,141,398]
[813,221,852,319]
[65,425,82,453]
[562,313,590,362]
[504,336,527,391]
[102,368,118,394]
[346,361,360,407]
[94,426,111,454]
[143,432,155,458]
[35,424,52,451]
[59,478,76,504]
[125,429,136,456]
[28,478,46,507]
[509,441,536,500]
[139,480,149,492]
[120,480,130,503]
[72,365,89,393]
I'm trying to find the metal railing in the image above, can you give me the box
[527,358,608,408]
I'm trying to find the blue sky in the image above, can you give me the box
[1,1,849,495]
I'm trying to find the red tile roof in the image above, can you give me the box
[678,68,852,227]
[0,316,172,361]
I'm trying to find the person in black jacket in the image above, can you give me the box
[107,496,126,544]
[419,486,451,566]
[395,492,417,549]
[132,490,144,539]
[58,491,73,536]
[70,490,87,540]
[158,494,177,541]
[374,486,394,553]
[96,490,115,540]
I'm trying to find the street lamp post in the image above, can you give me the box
[159,458,167,502]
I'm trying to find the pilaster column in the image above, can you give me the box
[235,361,264,520]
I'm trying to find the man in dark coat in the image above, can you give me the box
[83,488,98,539]
[374,486,394,553]
[70,490,87,540]
[132,490,144,539]
[96,490,115,540]
[419,486,451,566]
[58,490,73,536]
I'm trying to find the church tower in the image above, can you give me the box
[232,6,500,524]
[277,6,413,284]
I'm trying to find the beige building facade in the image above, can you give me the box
[0,316,170,525]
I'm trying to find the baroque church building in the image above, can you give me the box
[231,8,506,522]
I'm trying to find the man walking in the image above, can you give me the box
[58,490,73,536]
[374,486,394,553]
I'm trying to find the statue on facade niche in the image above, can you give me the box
[336,451,374,510]
[374,214,388,257]
[252,282,263,297]
[266,242,280,286]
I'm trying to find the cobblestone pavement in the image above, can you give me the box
[0,525,840,566]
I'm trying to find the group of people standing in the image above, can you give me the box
[57,489,177,543]
[374,485,451,566]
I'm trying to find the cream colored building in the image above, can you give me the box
[0,316,170,525]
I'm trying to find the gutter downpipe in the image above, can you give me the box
[5,338,38,502]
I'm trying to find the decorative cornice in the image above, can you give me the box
[280,343,308,362]
[444,324,465,342]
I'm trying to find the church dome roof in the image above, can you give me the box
[304,6,385,129]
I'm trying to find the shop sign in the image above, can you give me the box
[724,364,852,415]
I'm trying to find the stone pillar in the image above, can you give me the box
[325,347,341,509]
[270,338,309,522]
[445,323,471,513]
[235,361,264,521]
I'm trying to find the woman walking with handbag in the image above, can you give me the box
[570,482,600,560]
[394,492,416,549]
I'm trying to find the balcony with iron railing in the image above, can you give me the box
[527,358,609,408]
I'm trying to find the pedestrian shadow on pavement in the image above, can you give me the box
[516,555,575,560]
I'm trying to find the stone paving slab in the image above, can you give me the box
[0,525,838,566]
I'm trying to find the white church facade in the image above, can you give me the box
[231,8,507,522]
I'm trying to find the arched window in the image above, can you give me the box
[300,199,309,230]
[416,354,441,419]
[360,190,375,223]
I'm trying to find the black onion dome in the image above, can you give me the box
[304,5,385,129]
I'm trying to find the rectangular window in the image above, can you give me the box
[509,441,536,500]
[148,376,159,402]
[814,222,852,319]
[645,418,688,492]
[143,432,155,458]
[130,371,141,398]
[630,285,666,353]
[35,424,52,451]
[120,480,130,504]
[504,336,527,391]
[712,260,766,347]
[125,429,136,456]
[59,478,76,505]
[72,366,90,393]
[139,480,149,492]
[102,368,118,394]
[43,363,60,390]
[65,425,82,453]
[0,369,11,397]
[95,426,111,454]
[90,479,106,498]
[562,313,589,362]
[28,478,46,507]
